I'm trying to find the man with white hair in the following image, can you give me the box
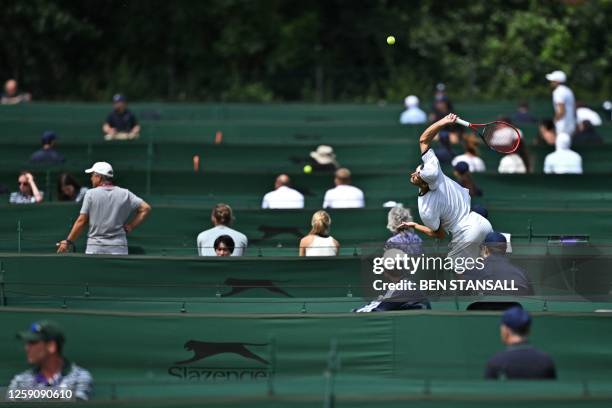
[56,162,151,255]
[546,70,576,135]
[543,133,583,174]
[399,95,427,124]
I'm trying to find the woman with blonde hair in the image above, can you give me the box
[299,210,339,256]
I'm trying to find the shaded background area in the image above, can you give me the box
[1,0,610,102]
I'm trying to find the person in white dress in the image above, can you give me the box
[299,210,339,256]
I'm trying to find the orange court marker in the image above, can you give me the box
[215,131,223,144]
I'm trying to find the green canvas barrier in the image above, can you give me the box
[1,141,611,174]
[1,309,612,396]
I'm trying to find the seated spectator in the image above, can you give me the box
[197,203,248,256]
[451,134,486,172]
[485,307,556,380]
[433,130,456,164]
[511,101,537,124]
[214,235,235,257]
[261,174,304,209]
[308,145,339,172]
[543,132,583,174]
[354,249,430,312]
[103,94,140,140]
[10,172,43,204]
[57,173,88,203]
[7,321,93,401]
[299,210,339,256]
[29,131,65,164]
[576,102,602,127]
[384,206,423,255]
[453,161,483,197]
[323,168,365,208]
[464,232,531,295]
[536,119,556,146]
[399,95,427,124]
[573,120,603,145]
[1,79,31,105]
[498,134,530,174]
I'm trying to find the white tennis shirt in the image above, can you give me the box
[418,149,471,235]
[552,84,576,135]
[261,186,304,209]
[322,185,365,208]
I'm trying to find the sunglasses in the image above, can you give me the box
[18,182,29,186]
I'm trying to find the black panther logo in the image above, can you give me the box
[174,340,269,365]
[222,278,292,297]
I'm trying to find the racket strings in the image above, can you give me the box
[482,122,521,153]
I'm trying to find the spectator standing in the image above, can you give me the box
[197,203,248,256]
[322,168,365,208]
[261,174,304,209]
[451,134,486,173]
[485,307,557,380]
[29,131,65,164]
[57,173,88,203]
[299,210,339,256]
[10,172,43,204]
[1,79,31,104]
[102,94,140,140]
[546,70,576,135]
[399,95,427,125]
[543,133,583,174]
[7,321,93,401]
[214,235,235,257]
[384,206,423,255]
[56,162,151,255]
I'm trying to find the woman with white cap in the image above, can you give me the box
[403,114,493,270]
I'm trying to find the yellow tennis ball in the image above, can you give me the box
[303,164,313,174]
[386,35,395,45]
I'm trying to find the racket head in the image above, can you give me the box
[478,121,521,154]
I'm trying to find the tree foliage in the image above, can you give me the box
[1,0,610,102]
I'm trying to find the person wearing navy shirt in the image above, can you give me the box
[29,131,65,164]
[485,307,557,380]
[103,94,140,140]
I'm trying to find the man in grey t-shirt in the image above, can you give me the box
[56,162,151,255]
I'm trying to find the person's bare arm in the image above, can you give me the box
[400,221,445,240]
[103,123,116,135]
[57,214,89,253]
[129,124,141,136]
[124,201,152,233]
[554,103,565,122]
[299,236,312,256]
[419,113,457,153]
[333,238,340,255]
[25,173,43,203]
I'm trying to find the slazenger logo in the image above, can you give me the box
[222,278,292,297]
[168,340,270,381]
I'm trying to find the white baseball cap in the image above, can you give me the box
[404,95,419,108]
[546,70,567,83]
[85,162,114,177]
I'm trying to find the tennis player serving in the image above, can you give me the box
[402,113,493,271]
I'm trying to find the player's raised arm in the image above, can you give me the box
[418,113,457,154]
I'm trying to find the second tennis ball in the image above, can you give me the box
[386,35,395,45]
[303,165,313,174]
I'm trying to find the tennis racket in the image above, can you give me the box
[455,117,521,154]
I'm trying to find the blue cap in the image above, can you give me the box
[502,306,531,332]
[472,204,488,219]
[484,231,507,244]
[454,161,469,174]
[41,131,56,144]
[112,94,126,103]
